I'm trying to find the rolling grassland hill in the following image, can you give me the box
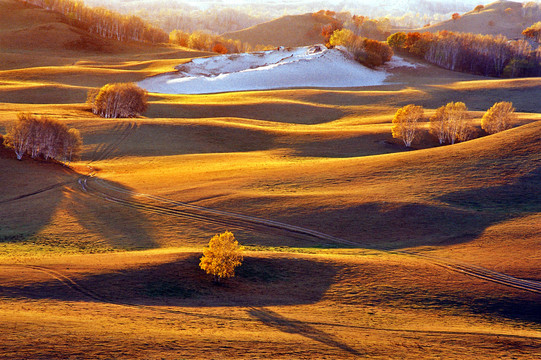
[0,0,540,358]
[222,12,333,48]
[418,1,530,39]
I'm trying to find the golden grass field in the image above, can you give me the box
[0,0,540,358]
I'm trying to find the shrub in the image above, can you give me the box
[213,42,228,54]
[387,32,407,49]
[200,231,243,283]
[89,83,148,118]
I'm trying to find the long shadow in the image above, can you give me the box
[439,166,541,214]
[67,178,159,249]
[0,155,159,251]
[263,166,541,250]
[145,102,345,125]
[0,254,340,307]
[81,122,279,159]
[3,254,540,326]
[248,307,363,356]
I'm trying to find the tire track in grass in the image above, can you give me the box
[0,122,137,204]
[398,250,541,294]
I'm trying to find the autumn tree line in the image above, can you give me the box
[392,101,516,148]
[169,30,274,54]
[387,30,541,78]
[3,113,82,163]
[19,0,168,44]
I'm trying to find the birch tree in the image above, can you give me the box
[392,105,423,147]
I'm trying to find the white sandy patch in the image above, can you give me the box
[139,45,391,95]
[385,55,424,69]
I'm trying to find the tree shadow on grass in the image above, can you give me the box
[0,254,341,307]
[145,102,345,125]
[247,307,363,357]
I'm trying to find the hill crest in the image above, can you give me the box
[222,12,335,48]
[418,1,532,39]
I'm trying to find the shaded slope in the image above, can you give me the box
[0,0,110,52]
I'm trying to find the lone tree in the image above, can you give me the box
[481,101,516,134]
[88,83,148,118]
[474,5,484,13]
[392,104,424,147]
[199,231,243,283]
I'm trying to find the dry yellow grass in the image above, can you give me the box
[0,249,539,359]
[419,1,527,39]
[223,13,331,48]
[0,0,540,358]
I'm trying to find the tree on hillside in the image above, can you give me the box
[446,102,473,144]
[23,0,168,44]
[474,5,485,13]
[452,13,461,21]
[429,106,449,145]
[199,231,244,283]
[88,83,148,118]
[392,105,424,147]
[481,101,516,134]
[523,22,541,43]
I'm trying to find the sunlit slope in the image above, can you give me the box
[85,112,539,254]
[1,249,539,359]
[419,1,527,39]
[222,13,330,48]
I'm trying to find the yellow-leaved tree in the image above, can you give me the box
[481,101,516,134]
[199,231,243,283]
[392,104,424,147]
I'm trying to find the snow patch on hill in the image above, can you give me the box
[139,45,396,94]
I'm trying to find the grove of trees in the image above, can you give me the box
[87,83,148,118]
[20,0,168,44]
[169,29,272,54]
[4,113,82,163]
[392,101,516,148]
[329,28,393,67]
[199,231,244,283]
[388,30,541,78]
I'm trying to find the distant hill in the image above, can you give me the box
[417,1,532,40]
[0,0,114,52]
[222,13,334,48]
